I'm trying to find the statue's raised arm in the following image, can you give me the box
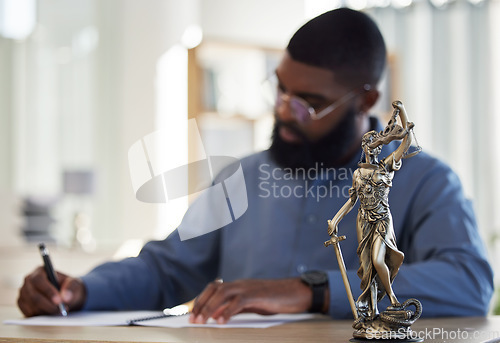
[366,101,419,171]
[383,101,415,166]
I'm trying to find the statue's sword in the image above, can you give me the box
[325,234,358,320]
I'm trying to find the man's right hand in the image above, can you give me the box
[17,266,86,317]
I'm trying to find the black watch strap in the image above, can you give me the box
[309,283,325,313]
[300,271,328,313]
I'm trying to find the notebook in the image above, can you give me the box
[4,312,315,328]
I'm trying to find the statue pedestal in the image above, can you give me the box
[350,299,423,342]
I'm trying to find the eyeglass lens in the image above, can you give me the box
[275,89,312,123]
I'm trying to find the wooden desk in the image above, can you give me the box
[1,306,499,343]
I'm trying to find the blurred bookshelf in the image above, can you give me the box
[188,41,283,159]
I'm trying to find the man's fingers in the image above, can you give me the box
[17,267,86,317]
[191,280,238,324]
[192,281,218,313]
[17,267,61,317]
[210,301,232,324]
[18,281,58,316]
[31,267,64,304]
[216,294,245,324]
[60,276,86,311]
[198,282,241,323]
[190,281,221,323]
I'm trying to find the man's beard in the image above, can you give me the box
[269,106,359,170]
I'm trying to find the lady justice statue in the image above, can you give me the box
[325,101,423,341]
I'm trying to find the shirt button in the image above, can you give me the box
[307,214,316,223]
[297,264,307,273]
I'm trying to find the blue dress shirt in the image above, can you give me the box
[82,118,493,318]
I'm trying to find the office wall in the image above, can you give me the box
[366,2,498,243]
[0,0,201,248]
[0,0,498,255]
[0,39,13,191]
[200,0,304,48]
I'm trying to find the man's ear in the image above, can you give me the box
[359,89,380,114]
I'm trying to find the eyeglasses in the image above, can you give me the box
[263,74,371,123]
[276,85,370,123]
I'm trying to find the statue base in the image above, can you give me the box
[350,299,423,342]
[350,338,423,343]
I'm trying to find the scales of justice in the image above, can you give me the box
[325,101,423,342]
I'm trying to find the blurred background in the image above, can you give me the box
[0,0,498,309]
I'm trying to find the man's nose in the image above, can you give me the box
[275,95,295,122]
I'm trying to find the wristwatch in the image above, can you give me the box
[300,270,328,313]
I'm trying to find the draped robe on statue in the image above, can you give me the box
[352,159,404,317]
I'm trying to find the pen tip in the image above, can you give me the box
[59,303,68,317]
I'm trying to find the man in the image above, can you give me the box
[18,8,493,323]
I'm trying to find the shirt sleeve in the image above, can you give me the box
[81,219,221,311]
[326,157,494,318]
[79,157,251,311]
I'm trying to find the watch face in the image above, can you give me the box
[301,271,328,286]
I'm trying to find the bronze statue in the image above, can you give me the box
[325,101,423,341]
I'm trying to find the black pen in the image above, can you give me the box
[38,243,68,316]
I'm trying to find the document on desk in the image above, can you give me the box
[138,313,315,328]
[4,312,315,329]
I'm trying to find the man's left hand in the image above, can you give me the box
[188,278,313,324]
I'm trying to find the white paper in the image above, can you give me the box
[3,311,163,327]
[138,313,315,328]
[4,311,314,329]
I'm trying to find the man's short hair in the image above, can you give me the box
[286,8,387,88]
